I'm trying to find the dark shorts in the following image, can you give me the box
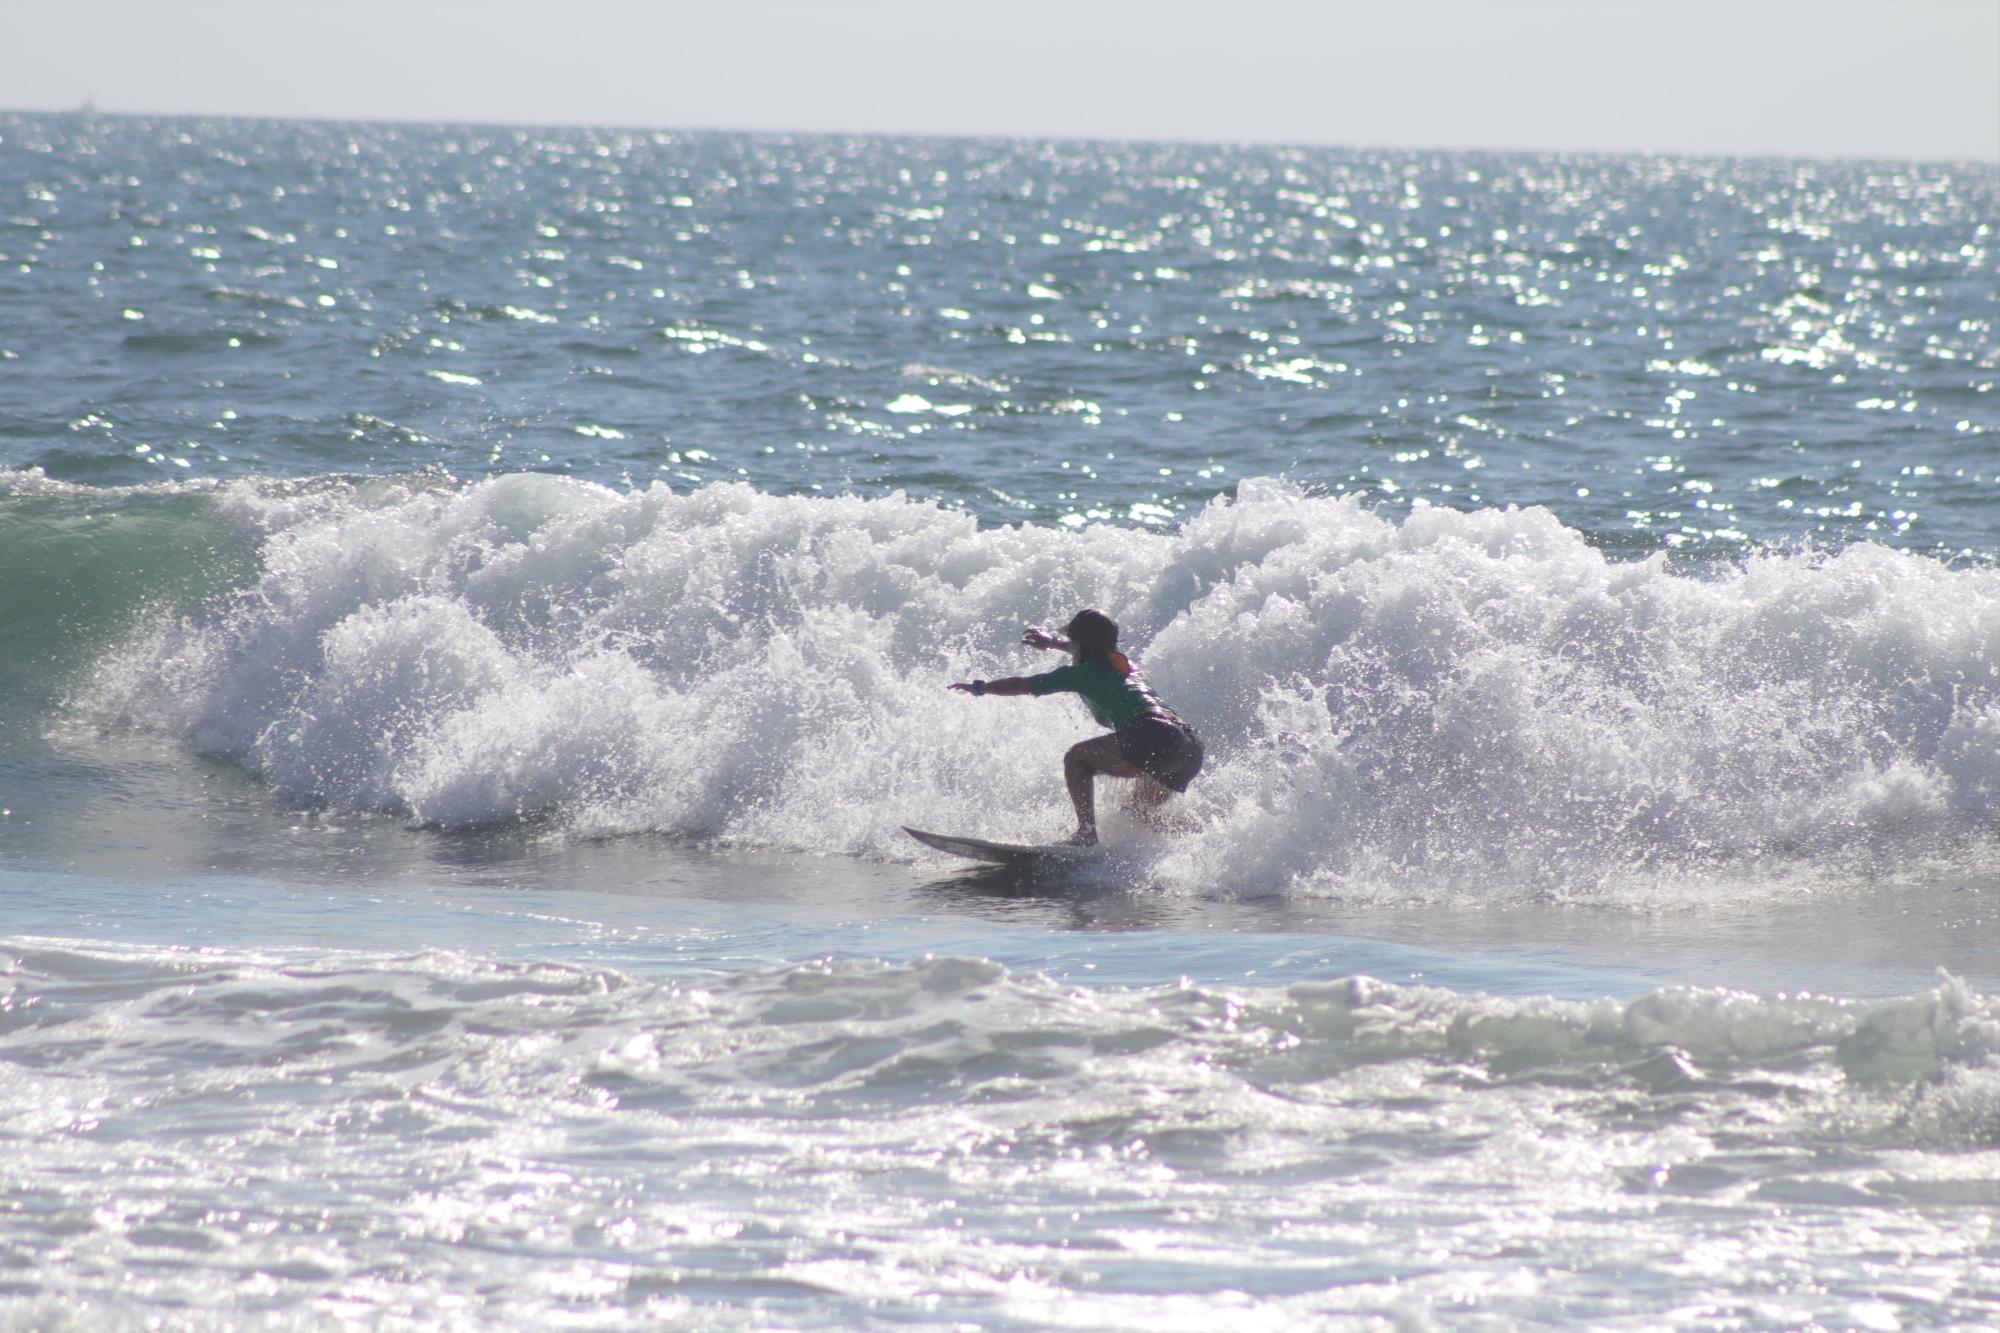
[1116,715,1204,792]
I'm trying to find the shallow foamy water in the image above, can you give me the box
[5,871,1996,1330]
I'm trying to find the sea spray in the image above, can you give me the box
[75,475,2000,898]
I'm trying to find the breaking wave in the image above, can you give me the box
[67,473,2000,900]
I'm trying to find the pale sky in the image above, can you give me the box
[7,0,1998,161]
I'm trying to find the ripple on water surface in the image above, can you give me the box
[1,939,1995,1327]
[1,114,1993,559]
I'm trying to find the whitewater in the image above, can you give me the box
[60,471,2000,892]
[2,113,1996,1328]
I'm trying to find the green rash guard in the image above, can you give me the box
[1026,661,1173,730]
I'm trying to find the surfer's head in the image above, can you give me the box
[1064,609,1130,674]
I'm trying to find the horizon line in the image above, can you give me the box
[4,103,1993,171]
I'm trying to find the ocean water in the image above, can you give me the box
[1,113,1996,1329]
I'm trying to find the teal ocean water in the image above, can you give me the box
[2,114,1997,1328]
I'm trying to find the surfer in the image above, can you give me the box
[950,609,1203,846]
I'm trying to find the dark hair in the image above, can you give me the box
[1064,609,1130,674]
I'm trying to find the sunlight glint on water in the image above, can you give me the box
[0,114,1995,1329]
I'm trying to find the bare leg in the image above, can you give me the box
[1062,733,1140,845]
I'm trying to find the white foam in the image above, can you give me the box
[4,939,1993,1327]
[78,476,2000,900]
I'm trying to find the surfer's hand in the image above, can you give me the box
[1022,628,1059,650]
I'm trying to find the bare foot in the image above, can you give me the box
[1056,828,1099,847]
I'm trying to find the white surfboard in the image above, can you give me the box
[902,825,1101,867]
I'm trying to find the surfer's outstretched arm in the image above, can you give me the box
[945,628,1068,696]
[948,677,1035,697]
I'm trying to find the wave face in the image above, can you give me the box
[74,474,2000,898]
